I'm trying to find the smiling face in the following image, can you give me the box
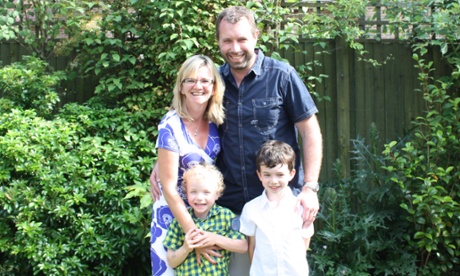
[181,66,214,108]
[185,175,220,219]
[217,17,258,75]
[257,164,295,201]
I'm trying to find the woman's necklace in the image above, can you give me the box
[191,119,201,137]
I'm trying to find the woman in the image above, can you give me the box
[150,55,225,275]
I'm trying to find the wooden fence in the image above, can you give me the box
[277,0,451,181]
[0,1,452,182]
[281,38,450,181]
[0,42,95,104]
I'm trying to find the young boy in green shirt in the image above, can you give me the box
[163,163,247,275]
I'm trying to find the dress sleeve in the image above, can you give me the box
[157,124,179,153]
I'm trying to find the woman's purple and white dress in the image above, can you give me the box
[150,110,220,276]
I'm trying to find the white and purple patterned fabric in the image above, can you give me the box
[150,110,220,276]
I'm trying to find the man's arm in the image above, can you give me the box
[149,162,161,200]
[295,115,322,225]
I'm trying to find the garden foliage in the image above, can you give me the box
[0,0,240,274]
[0,0,459,275]
[310,126,417,275]
[0,105,155,275]
[295,0,460,275]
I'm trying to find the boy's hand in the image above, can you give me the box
[195,246,222,265]
[193,230,222,265]
[183,228,202,252]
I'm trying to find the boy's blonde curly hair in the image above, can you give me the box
[181,163,225,198]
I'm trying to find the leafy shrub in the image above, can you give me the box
[0,56,64,118]
[0,0,85,61]
[75,0,240,109]
[380,1,460,274]
[0,103,157,275]
[382,49,460,275]
[310,125,417,276]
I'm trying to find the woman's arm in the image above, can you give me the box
[158,148,195,233]
[159,148,222,264]
[214,235,248,254]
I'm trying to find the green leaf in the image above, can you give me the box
[112,53,120,62]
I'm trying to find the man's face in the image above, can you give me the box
[217,17,259,73]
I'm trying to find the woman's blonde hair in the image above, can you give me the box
[171,55,225,125]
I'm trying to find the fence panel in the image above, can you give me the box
[0,41,96,106]
[282,37,450,181]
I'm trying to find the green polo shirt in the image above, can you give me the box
[164,204,244,275]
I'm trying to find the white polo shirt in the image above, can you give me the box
[240,189,314,276]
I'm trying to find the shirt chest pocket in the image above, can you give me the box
[251,97,281,132]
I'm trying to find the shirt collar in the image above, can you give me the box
[189,204,220,221]
[251,49,264,76]
[260,188,296,209]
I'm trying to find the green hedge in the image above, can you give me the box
[0,102,157,274]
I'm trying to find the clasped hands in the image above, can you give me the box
[184,228,222,265]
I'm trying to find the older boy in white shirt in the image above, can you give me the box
[240,140,314,276]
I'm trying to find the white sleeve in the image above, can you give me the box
[239,204,256,236]
[302,223,315,238]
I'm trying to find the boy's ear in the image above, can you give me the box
[256,170,262,181]
[289,169,296,180]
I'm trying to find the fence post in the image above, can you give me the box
[335,36,351,178]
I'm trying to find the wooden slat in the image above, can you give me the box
[335,37,352,178]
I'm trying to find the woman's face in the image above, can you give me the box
[181,66,214,107]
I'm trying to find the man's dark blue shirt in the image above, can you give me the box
[216,50,318,214]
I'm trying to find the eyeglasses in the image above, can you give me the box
[182,78,214,87]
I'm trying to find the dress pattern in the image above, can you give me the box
[150,110,220,276]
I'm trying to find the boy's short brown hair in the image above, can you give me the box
[256,140,296,172]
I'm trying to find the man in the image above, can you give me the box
[151,6,322,275]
